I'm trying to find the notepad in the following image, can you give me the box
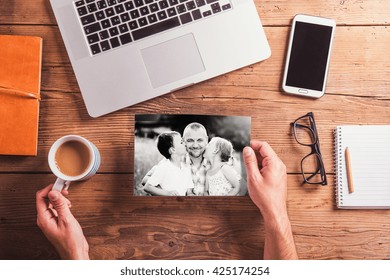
[334,125,390,209]
[0,35,42,156]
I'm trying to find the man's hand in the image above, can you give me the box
[243,140,298,260]
[36,184,89,260]
[243,141,288,220]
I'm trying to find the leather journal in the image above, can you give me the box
[0,35,42,156]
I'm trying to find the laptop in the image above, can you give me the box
[50,0,271,117]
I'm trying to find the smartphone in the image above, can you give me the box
[282,15,336,98]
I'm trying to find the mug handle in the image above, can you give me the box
[52,178,71,192]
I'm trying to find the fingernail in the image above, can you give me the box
[49,191,60,201]
[243,147,253,157]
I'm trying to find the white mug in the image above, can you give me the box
[48,135,101,192]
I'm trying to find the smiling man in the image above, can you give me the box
[182,123,209,195]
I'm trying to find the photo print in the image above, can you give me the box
[134,114,251,196]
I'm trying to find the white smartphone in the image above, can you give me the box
[282,15,336,98]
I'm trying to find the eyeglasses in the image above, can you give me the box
[291,112,327,185]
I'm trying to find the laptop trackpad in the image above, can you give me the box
[141,34,205,88]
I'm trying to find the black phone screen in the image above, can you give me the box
[286,21,333,91]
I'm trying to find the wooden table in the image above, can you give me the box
[1,0,390,260]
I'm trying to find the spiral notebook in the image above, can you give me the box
[334,125,390,209]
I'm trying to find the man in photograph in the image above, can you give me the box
[182,122,210,195]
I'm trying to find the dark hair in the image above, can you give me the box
[157,131,180,159]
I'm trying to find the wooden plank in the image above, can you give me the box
[1,1,390,26]
[258,0,390,26]
[1,87,390,173]
[1,174,389,259]
[0,25,389,97]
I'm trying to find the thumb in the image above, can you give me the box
[243,147,263,181]
[48,190,72,222]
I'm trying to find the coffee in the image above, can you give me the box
[55,140,90,177]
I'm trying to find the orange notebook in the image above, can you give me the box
[0,35,42,156]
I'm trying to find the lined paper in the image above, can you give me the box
[335,126,390,209]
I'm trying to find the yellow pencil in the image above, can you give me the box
[345,147,354,193]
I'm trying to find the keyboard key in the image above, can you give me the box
[202,10,211,17]
[124,1,134,10]
[134,0,144,7]
[132,17,180,40]
[167,7,177,17]
[119,33,133,44]
[75,0,85,7]
[105,7,115,17]
[120,12,131,22]
[138,17,148,27]
[191,9,201,20]
[77,6,88,16]
[130,9,140,19]
[186,1,196,10]
[128,20,138,30]
[86,0,95,3]
[179,12,192,24]
[211,3,221,13]
[157,10,167,20]
[109,26,119,36]
[149,3,159,13]
[90,43,101,55]
[140,6,149,16]
[81,14,96,25]
[145,0,153,4]
[87,33,100,44]
[179,0,188,2]
[118,0,127,2]
[87,3,98,13]
[195,0,205,6]
[147,14,158,23]
[177,4,186,13]
[119,23,129,33]
[107,0,117,6]
[111,16,121,25]
[110,37,121,48]
[115,4,125,14]
[84,22,101,34]
[169,0,179,5]
[100,40,111,51]
[97,1,107,9]
[96,11,106,20]
[101,19,111,28]
[222,3,231,10]
[159,0,169,9]
[99,30,110,40]
[206,0,218,3]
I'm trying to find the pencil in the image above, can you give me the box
[0,86,38,100]
[345,147,354,193]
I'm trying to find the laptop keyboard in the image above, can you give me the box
[74,0,232,55]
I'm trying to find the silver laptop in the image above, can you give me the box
[50,0,271,117]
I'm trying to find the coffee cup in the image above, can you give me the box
[48,135,101,191]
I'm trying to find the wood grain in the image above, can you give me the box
[1,0,390,260]
[1,174,389,260]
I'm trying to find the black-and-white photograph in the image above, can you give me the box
[134,114,251,196]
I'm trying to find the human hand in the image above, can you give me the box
[36,184,89,260]
[243,141,297,260]
[243,141,288,220]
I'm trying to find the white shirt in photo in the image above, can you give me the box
[147,159,194,196]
